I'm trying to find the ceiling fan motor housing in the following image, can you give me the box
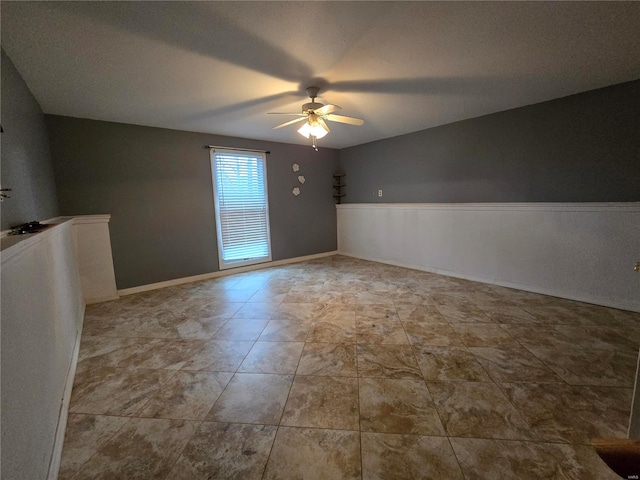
[302,102,324,113]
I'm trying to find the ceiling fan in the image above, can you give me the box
[269,87,364,150]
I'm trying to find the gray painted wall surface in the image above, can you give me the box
[0,49,59,229]
[338,81,640,203]
[45,116,338,289]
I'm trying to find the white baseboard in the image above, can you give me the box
[47,304,84,480]
[85,294,121,305]
[118,251,338,296]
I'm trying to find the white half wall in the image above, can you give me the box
[69,215,119,304]
[1,219,85,480]
[337,203,640,312]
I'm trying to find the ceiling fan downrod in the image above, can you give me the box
[306,87,320,102]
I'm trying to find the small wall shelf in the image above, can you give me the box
[333,173,346,204]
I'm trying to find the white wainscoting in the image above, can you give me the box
[69,215,119,304]
[337,203,640,312]
[1,219,85,480]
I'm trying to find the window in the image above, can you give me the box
[210,149,272,269]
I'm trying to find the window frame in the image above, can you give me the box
[210,148,272,270]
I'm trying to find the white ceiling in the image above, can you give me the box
[3,1,640,149]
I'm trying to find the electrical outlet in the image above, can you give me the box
[378,189,383,197]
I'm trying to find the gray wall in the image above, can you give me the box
[338,80,640,203]
[1,49,59,229]
[45,116,339,289]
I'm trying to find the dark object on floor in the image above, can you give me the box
[592,438,640,479]
[9,221,47,235]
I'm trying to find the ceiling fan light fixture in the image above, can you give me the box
[270,86,362,149]
[297,121,328,139]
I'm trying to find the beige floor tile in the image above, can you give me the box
[477,305,539,324]
[449,438,620,480]
[527,347,637,387]
[466,291,516,307]
[77,336,206,370]
[248,292,288,304]
[71,418,196,479]
[610,324,640,350]
[179,301,243,321]
[213,289,260,303]
[311,304,357,323]
[610,308,640,325]
[272,302,327,322]
[359,377,445,435]
[450,323,516,347]
[138,371,232,420]
[58,414,129,480]
[469,345,563,383]
[401,321,465,347]
[263,427,361,480]
[206,373,293,425]
[507,293,576,309]
[211,318,269,341]
[357,344,422,379]
[352,291,396,306]
[306,320,356,343]
[281,376,359,430]
[500,382,633,443]
[232,302,281,319]
[502,324,638,352]
[428,381,532,440]
[281,292,324,303]
[180,340,253,372]
[361,432,463,480]
[428,292,473,307]
[61,256,640,479]
[576,385,634,438]
[258,320,310,342]
[131,314,228,339]
[238,341,304,374]
[355,304,399,320]
[394,304,448,323]
[69,366,175,416]
[166,422,277,480]
[80,317,139,338]
[519,305,597,325]
[356,319,410,344]
[296,342,357,376]
[389,290,434,305]
[436,304,494,323]
[413,345,491,382]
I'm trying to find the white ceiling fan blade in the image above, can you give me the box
[272,117,307,129]
[268,112,306,116]
[324,114,365,126]
[317,117,330,133]
[314,104,341,115]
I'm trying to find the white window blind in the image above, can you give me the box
[211,149,272,269]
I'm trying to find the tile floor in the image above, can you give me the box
[59,255,640,479]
